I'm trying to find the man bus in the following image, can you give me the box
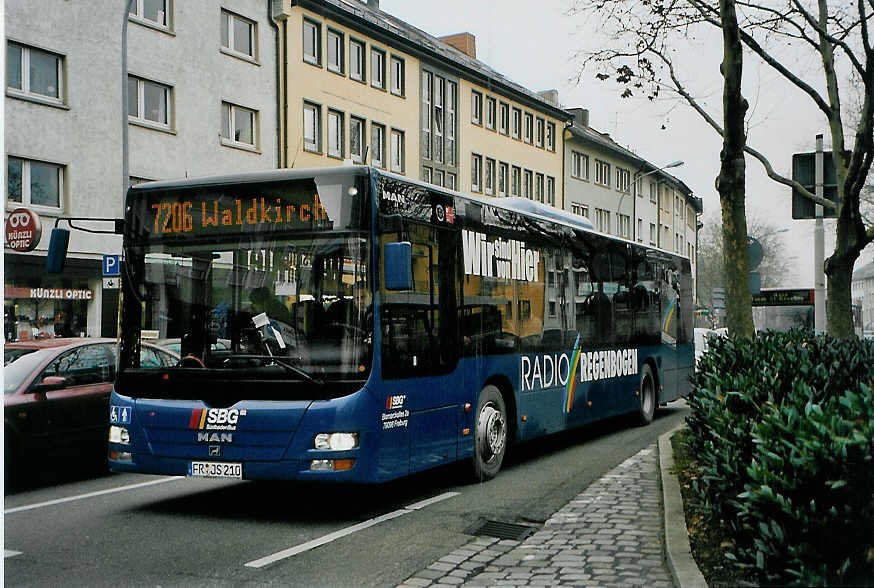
[106,166,693,482]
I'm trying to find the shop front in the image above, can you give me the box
[4,253,117,342]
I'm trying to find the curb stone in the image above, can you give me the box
[659,426,708,588]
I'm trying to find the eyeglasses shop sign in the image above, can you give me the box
[5,208,42,252]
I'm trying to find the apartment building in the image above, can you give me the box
[5,0,278,340]
[563,108,701,261]
[270,0,569,200]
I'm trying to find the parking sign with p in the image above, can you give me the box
[103,254,120,276]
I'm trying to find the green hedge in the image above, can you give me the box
[686,330,874,585]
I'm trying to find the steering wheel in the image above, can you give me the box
[179,355,205,368]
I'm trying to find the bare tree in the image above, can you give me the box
[572,0,874,338]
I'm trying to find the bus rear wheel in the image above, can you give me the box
[637,364,656,425]
[472,385,507,481]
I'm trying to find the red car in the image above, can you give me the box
[4,338,177,475]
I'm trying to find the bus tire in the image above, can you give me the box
[637,364,656,425]
[472,385,507,481]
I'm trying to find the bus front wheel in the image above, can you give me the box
[472,385,507,481]
[637,364,656,425]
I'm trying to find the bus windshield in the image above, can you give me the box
[117,173,372,391]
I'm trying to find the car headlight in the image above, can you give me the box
[314,432,358,451]
[109,426,130,445]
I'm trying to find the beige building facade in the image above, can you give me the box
[271,0,569,201]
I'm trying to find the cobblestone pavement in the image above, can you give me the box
[398,445,674,587]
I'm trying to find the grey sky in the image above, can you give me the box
[380,0,872,286]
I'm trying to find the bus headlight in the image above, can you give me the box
[109,426,130,445]
[314,432,358,451]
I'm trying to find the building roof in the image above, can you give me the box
[298,0,571,122]
[853,260,874,281]
[567,120,701,212]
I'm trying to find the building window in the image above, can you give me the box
[371,48,386,89]
[303,19,321,66]
[390,128,405,173]
[7,157,64,210]
[422,166,432,184]
[221,102,257,148]
[650,223,657,245]
[7,42,64,104]
[327,29,344,74]
[572,151,589,180]
[446,81,457,166]
[434,76,444,163]
[350,38,366,82]
[637,219,643,242]
[524,113,534,144]
[571,202,589,217]
[511,166,521,196]
[303,101,321,152]
[485,158,495,195]
[523,169,533,199]
[535,117,545,148]
[434,169,444,187]
[499,102,509,135]
[595,159,611,187]
[485,96,496,130]
[350,116,365,163]
[546,176,555,206]
[546,122,556,151]
[498,162,509,197]
[512,107,521,139]
[535,173,544,202]
[421,72,432,160]
[128,75,171,129]
[595,208,611,233]
[447,172,457,190]
[616,167,631,193]
[618,214,631,239]
[221,10,255,60]
[327,109,344,158]
[129,0,170,29]
[649,180,657,203]
[390,56,405,96]
[471,154,482,192]
[371,122,385,168]
[471,90,483,125]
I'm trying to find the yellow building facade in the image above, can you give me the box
[272,0,569,205]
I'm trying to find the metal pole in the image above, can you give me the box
[814,134,826,333]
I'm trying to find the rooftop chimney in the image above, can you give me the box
[538,89,560,107]
[567,108,589,127]
[440,32,476,59]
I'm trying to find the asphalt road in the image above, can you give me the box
[4,402,688,587]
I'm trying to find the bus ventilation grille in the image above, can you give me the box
[464,519,537,542]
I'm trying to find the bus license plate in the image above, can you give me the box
[189,461,242,479]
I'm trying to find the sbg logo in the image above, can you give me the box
[190,408,247,431]
[386,395,406,410]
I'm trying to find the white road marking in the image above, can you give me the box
[244,491,461,569]
[4,477,184,515]
[5,550,23,558]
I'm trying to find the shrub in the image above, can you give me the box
[686,329,874,585]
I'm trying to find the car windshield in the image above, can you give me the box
[122,234,372,381]
[4,348,54,394]
[4,348,37,366]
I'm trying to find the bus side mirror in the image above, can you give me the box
[384,242,413,291]
[46,227,70,273]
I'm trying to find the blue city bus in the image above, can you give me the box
[108,166,693,482]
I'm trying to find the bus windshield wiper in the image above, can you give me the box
[225,354,324,386]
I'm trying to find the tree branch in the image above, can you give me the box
[789,0,866,76]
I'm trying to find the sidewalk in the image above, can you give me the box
[398,444,680,587]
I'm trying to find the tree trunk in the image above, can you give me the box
[716,0,755,339]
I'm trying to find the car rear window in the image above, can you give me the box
[4,349,54,394]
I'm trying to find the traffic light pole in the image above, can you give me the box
[814,134,826,333]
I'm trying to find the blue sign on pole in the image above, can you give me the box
[103,255,121,276]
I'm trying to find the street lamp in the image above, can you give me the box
[630,160,684,242]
